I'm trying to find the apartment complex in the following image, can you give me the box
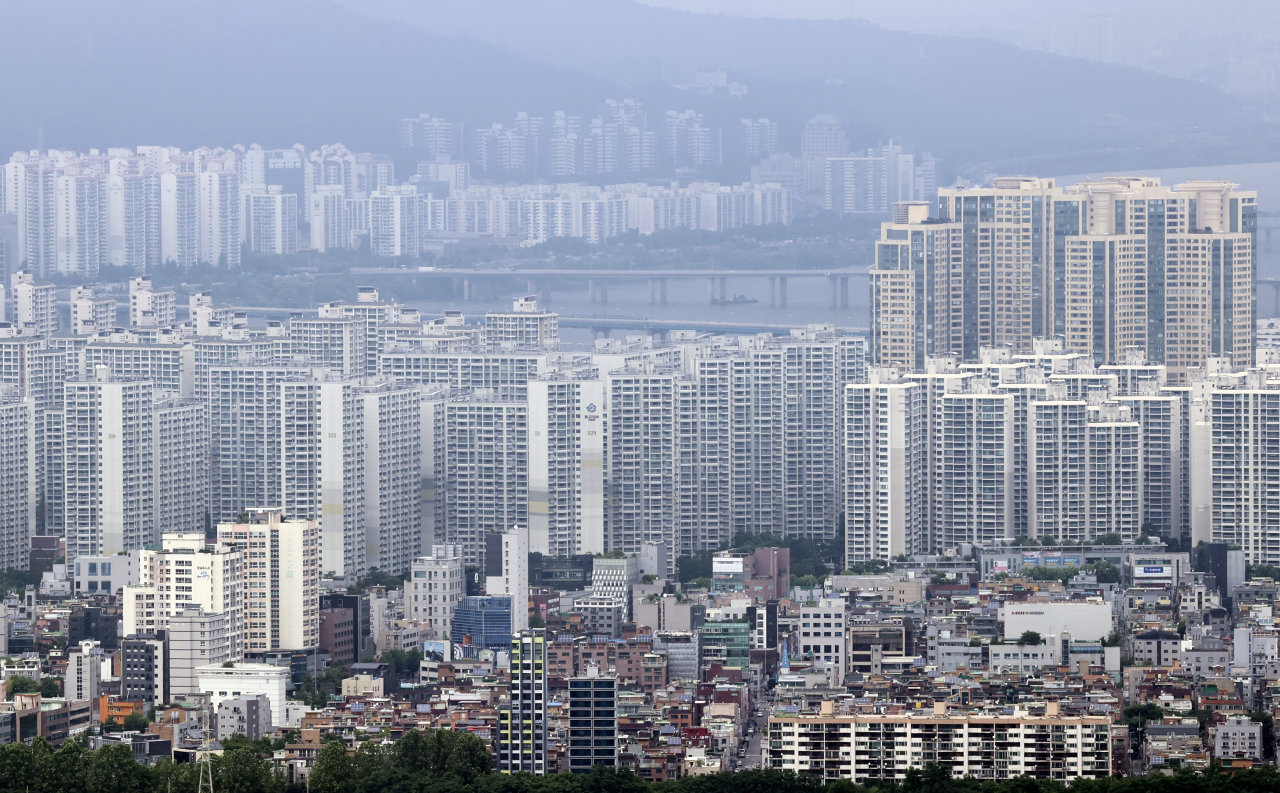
[870,177,1256,381]
[768,709,1112,783]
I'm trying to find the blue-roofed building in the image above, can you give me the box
[452,596,512,652]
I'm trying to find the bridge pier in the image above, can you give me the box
[1274,282,1280,317]
[719,277,727,303]
[527,278,536,296]
[649,278,656,305]
[840,276,849,308]
[769,277,776,307]
[660,278,667,306]
[588,278,596,304]
[779,276,788,307]
[708,278,716,305]
[463,278,471,301]
[591,327,611,340]
[830,276,838,308]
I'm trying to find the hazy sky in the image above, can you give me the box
[637,0,1279,90]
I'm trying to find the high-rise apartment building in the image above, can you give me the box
[216,508,321,654]
[872,177,1258,379]
[70,286,117,335]
[487,525,530,633]
[527,376,606,557]
[106,162,162,271]
[499,629,548,775]
[127,277,177,327]
[433,392,528,566]
[288,316,367,378]
[369,186,420,257]
[0,394,36,571]
[160,170,198,267]
[359,380,421,574]
[55,173,106,278]
[198,169,240,267]
[63,371,154,557]
[206,362,311,524]
[12,271,58,337]
[844,372,927,564]
[484,298,560,350]
[123,533,243,657]
[243,187,298,256]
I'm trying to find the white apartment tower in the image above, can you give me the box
[129,277,177,327]
[244,187,298,256]
[12,271,58,337]
[70,286,116,335]
[160,171,198,267]
[63,371,156,558]
[309,185,348,253]
[106,162,162,270]
[1190,365,1280,564]
[123,533,244,656]
[0,395,36,570]
[55,173,106,277]
[434,392,528,566]
[358,380,421,574]
[198,169,240,267]
[606,365,677,557]
[487,525,530,633]
[1028,396,1143,543]
[278,380,366,579]
[527,376,606,557]
[843,371,928,565]
[369,186,419,257]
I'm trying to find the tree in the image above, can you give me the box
[83,744,150,793]
[529,614,546,629]
[352,740,386,780]
[121,712,149,732]
[38,678,60,698]
[1085,560,1121,583]
[215,747,282,793]
[308,739,354,793]
[1016,631,1041,646]
[0,743,36,793]
[6,676,39,699]
[1093,532,1123,546]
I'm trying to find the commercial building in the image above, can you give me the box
[999,602,1114,643]
[197,663,289,727]
[410,545,464,640]
[451,596,513,653]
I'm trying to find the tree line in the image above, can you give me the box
[4,729,1280,793]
